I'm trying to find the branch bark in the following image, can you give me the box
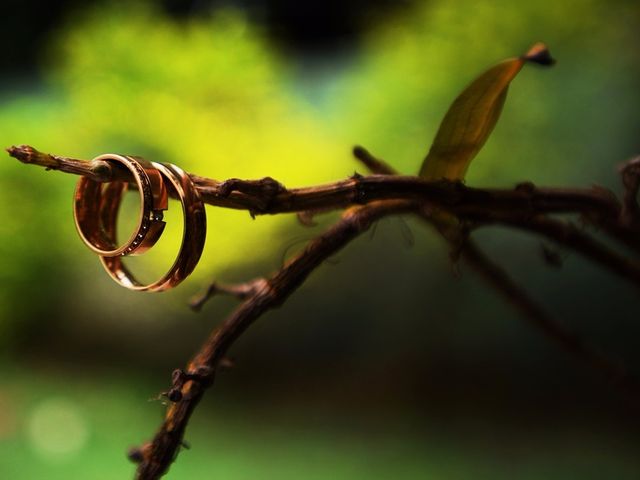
[7,144,624,220]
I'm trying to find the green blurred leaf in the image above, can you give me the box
[419,43,555,180]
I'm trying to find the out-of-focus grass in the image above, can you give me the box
[1,365,638,480]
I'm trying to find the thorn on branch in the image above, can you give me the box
[165,366,217,402]
[127,443,151,464]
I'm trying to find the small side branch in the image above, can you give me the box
[189,279,268,311]
[352,145,398,175]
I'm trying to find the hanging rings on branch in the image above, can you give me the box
[73,154,207,292]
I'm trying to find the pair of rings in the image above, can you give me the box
[73,154,206,292]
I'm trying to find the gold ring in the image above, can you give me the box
[99,162,206,292]
[73,154,168,257]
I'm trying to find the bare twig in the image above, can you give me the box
[189,279,268,311]
[352,145,398,175]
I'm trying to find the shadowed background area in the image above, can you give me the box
[1,0,639,478]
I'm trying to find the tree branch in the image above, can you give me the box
[7,144,640,479]
[7,144,625,220]
[130,200,416,479]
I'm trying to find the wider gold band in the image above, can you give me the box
[99,162,207,292]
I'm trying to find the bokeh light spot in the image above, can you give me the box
[27,397,89,460]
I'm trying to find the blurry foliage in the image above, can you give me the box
[0,0,638,346]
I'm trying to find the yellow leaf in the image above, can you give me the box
[419,43,555,181]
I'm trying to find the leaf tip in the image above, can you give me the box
[522,42,556,66]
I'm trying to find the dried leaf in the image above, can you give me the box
[419,43,555,180]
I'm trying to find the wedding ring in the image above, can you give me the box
[99,162,207,292]
[73,154,168,257]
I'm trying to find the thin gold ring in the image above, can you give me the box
[99,162,207,292]
[73,154,168,257]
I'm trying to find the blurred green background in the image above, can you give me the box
[1,0,639,478]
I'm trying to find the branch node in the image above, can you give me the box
[219,176,285,198]
[166,367,216,402]
[127,443,151,464]
[350,173,368,204]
